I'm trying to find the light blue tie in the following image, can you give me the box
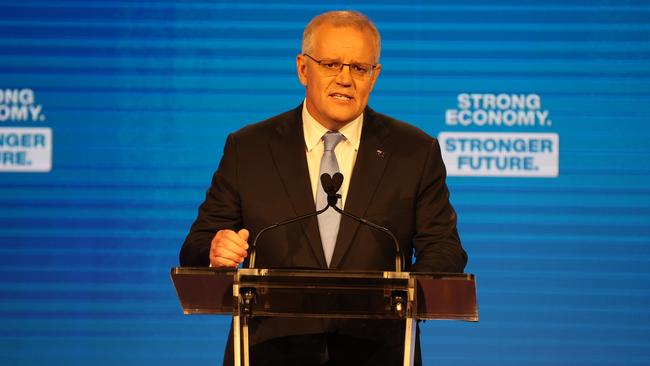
[317,131,345,267]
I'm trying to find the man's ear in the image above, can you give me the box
[371,64,382,84]
[296,54,308,86]
[367,63,382,92]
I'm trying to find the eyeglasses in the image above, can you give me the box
[303,53,377,79]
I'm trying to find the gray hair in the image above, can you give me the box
[302,10,381,63]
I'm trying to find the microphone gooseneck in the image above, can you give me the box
[248,173,334,269]
[330,204,403,272]
[325,173,404,272]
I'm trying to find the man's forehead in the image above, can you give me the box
[311,25,377,58]
[313,23,374,39]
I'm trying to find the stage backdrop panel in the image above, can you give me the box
[1,1,649,365]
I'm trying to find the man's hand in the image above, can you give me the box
[209,229,250,268]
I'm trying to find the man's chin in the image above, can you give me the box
[325,115,359,128]
[324,108,362,125]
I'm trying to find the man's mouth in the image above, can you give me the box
[330,92,353,101]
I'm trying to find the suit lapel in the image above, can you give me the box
[330,108,391,269]
[268,106,328,268]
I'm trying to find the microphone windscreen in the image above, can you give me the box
[332,173,344,192]
[320,173,333,194]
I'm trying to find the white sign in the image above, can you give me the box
[0,127,52,172]
[439,132,559,177]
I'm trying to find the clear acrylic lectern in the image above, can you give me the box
[171,267,478,366]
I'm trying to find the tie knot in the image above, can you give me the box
[322,131,345,152]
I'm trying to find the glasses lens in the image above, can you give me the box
[350,63,372,77]
[319,61,342,75]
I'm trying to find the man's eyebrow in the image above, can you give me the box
[322,58,372,64]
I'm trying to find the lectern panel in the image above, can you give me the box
[413,274,478,321]
[237,269,409,319]
[171,268,236,314]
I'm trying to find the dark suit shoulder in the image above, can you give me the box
[230,105,301,141]
[366,107,436,147]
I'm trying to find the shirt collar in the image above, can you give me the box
[302,100,363,152]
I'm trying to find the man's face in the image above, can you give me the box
[296,24,381,130]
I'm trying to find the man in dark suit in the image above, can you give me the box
[180,10,467,366]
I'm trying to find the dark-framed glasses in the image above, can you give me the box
[303,53,377,79]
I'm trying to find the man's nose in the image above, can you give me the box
[335,65,353,86]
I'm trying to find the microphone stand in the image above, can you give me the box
[246,173,404,272]
[248,205,330,269]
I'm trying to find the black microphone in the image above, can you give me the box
[331,172,343,191]
[321,173,342,207]
[327,172,404,273]
[248,173,334,269]
[320,173,334,196]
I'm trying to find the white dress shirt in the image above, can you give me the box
[302,101,362,209]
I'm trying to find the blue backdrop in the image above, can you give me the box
[1,1,649,365]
